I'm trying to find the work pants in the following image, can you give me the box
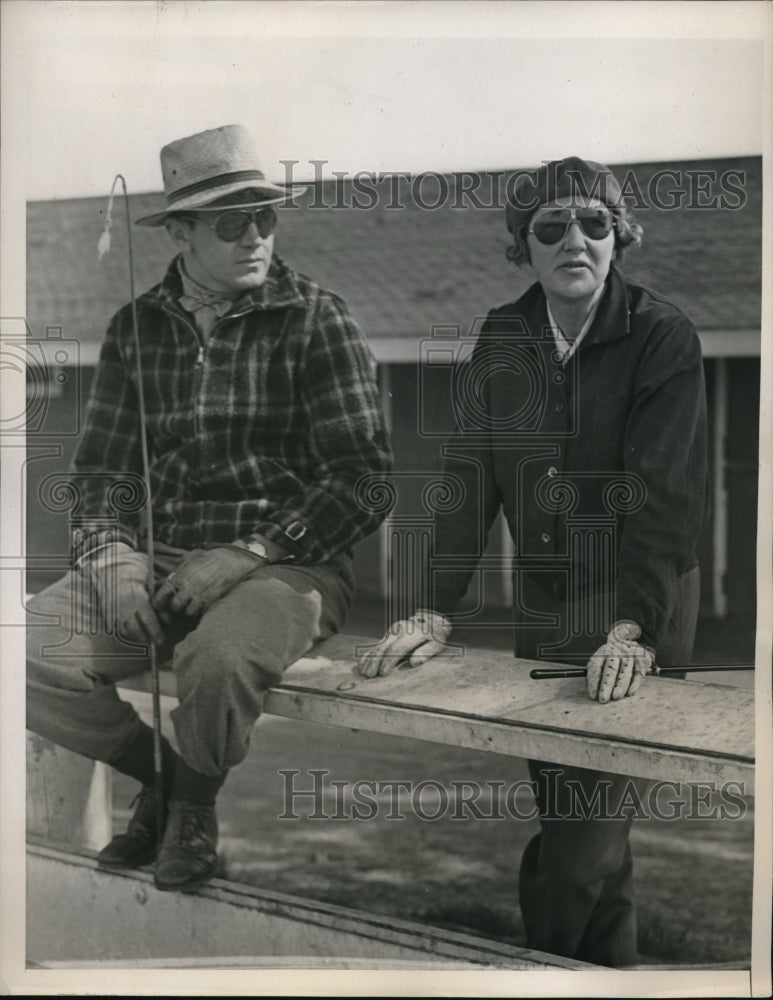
[27,544,353,778]
[516,567,700,966]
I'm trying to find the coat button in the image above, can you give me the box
[547,466,558,478]
[540,532,551,543]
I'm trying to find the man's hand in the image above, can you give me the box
[586,620,655,703]
[357,610,452,678]
[154,545,266,620]
[89,542,165,646]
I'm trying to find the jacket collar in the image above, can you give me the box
[521,263,631,349]
[579,264,631,348]
[148,252,307,315]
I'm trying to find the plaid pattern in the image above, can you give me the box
[71,254,392,565]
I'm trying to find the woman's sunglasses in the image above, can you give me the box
[182,206,278,242]
[527,207,615,245]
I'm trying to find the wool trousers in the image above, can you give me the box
[515,566,701,967]
[27,544,353,778]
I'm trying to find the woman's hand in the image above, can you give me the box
[356,610,452,678]
[586,620,655,703]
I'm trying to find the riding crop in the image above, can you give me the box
[529,663,754,679]
[99,176,165,850]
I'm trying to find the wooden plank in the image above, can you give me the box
[26,840,590,969]
[118,634,754,785]
[272,636,754,782]
[28,957,526,969]
[265,687,752,786]
[26,733,112,849]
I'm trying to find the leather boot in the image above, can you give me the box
[97,784,167,869]
[154,799,219,891]
[97,723,178,868]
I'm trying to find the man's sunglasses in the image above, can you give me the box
[527,207,615,245]
[182,207,278,242]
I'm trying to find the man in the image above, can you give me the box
[27,124,392,892]
[358,157,708,966]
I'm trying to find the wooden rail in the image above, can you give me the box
[26,839,591,969]
[121,633,755,786]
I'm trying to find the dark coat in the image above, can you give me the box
[428,264,709,655]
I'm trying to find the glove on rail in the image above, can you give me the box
[357,609,453,678]
[586,620,655,703]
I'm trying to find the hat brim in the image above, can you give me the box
[135,183,297,227]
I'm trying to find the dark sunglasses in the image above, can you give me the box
[183,206,278,242]
[527,207,614,245]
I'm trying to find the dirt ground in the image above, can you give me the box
[114,610,756,967]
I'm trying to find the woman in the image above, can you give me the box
[358,156,709,966]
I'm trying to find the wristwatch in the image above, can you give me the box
[244,538,268,560]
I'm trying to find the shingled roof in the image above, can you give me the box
[26,156,761,362]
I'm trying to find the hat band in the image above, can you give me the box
[167,169,268,205]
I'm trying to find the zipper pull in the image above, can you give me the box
[196,345,204,366]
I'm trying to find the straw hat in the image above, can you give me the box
[136,124,290,226]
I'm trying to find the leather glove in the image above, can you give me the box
[89,542,165,645]
[586,620,655,703]
[357,609,452,678]
[153,545,266,620]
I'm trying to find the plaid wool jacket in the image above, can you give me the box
[71,253,393,565]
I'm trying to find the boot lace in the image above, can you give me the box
[173,801,213,847]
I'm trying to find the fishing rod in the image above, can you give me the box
[529,663,754,680]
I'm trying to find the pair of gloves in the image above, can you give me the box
[357,611,654,703]
[87,542,267,645]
